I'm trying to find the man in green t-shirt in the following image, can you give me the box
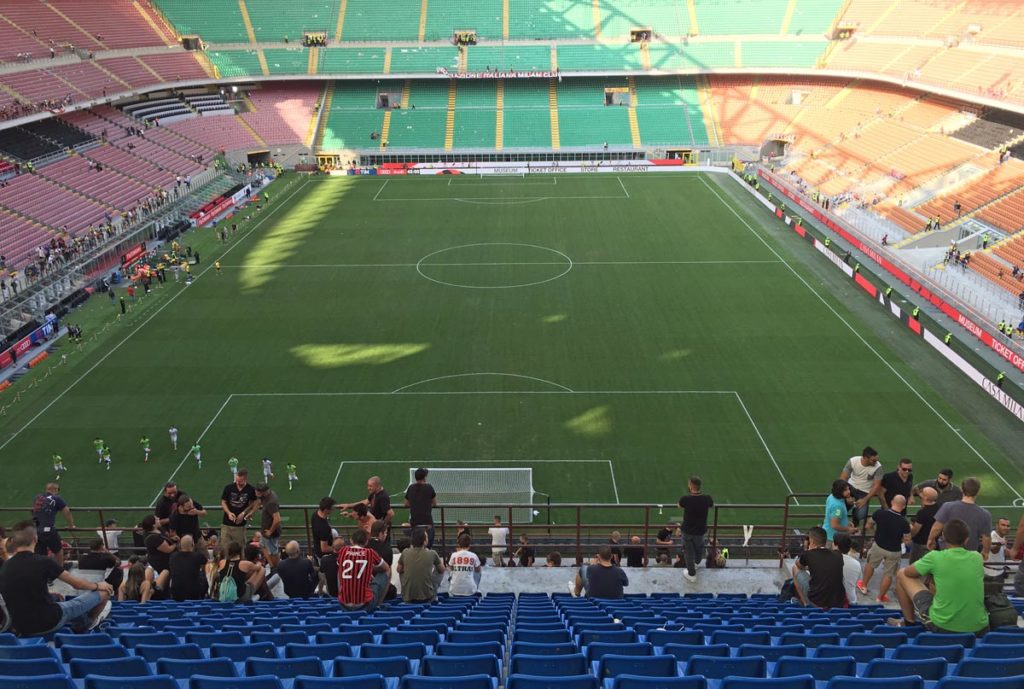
[396,527,445,603]
[888,518,989,634]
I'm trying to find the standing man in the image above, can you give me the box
[342,477,394,533]
[256,483,281,566]
[840,447,883,529]
[168,494,206,544]
[32,483,74,566]
[927,477,992,557]
[261,457,274,484]
[858,495,910,602]
[311,497,336,559]
[286,462,298,491]
[191,441,202,469]
[404,468,437,548]
[220,469,258,551]
[678,475,714,583]
[0,523,113,635]
[52,453,67,481]
[140,435,151,463]
[623,536,647,568]
[990,517,1011,564]
[488,516,510,567]
[336,529,390,612]
[792,526,847,609]
[154,482,179,528]
[228,456,239,477]
[94,436,105,463]
[168,425,178,450]
[913,469,961,506]
[397,528,445,603]
[824,479,859,545]
[909,487,939,563]
[880,458,914,512]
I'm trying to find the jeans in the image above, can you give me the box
[793,569,812,607]
[848,488,869,527]
[44,591,102,634]
[682,534,705,576]
[341,572,390,612]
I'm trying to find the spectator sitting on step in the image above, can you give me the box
[275,540,317,599]
[623,535,646,567]
[448,532,481,596]
[397,527,444,603]
[77,538,123,592]
[573,545,628,599]
[167,535,207,602]
[118,560,154,602]
[888,519,989,634]
[792,526,847,609]
[545,552,562,567]
[833,533,861,605]
[319,537,345,598]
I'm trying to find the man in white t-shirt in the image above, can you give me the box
[488,515,509,567]
[448,532,482,596]
[834,533,861,605]
[990,517,1011,564]
[96,519,122,554]
[840,447,883,528]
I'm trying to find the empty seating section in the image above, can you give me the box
[47,0,169,49]
[263,48,310,75]
[208,50,263,78]
[596,0,691,39]
[320,82,385,150]
[48,62,119,100]
[245,0,341,42]
[635,76,709,146]
[0,210,53,269]
[386,82,448,148]
[154,0,249,42]
[241,84,320,146]
[453,82,497,148]
[164,115,261,152]
[139,53,206,82]
[390,47,460,74]
[425,0,503,42]
[318,48,386,73]
[502,79,551,148]
[2,594,1022,689]
[38,156,153,210]
[741,40,826,68]
[0,173,109,230]
[980,187,1024,235]
[557,45,644,72]
[0,16,49,64]
[557,78,633,147]
[468,46,552,72]
[86,144,177,187]
[0,3,103,54]
[786,0,845,35]
[694,0,791,35]
[2,69,80,106]
[97,57,160,89]
[648,42,735,70]
[508,0,596,40]
[341,0,421,41]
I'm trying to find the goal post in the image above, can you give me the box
[409,467,535,523]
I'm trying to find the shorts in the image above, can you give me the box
[491,548,506,561]
[866,543,901,580]
[911,590,987,634]
[35,529,62,556]
[259,534,279,555]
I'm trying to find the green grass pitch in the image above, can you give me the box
[2,171,1022,528]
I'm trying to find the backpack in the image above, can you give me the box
[985,592,1020,629]
[218,564,239,602]
[778,578,797,603]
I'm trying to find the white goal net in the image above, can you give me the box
[409,467,535,524]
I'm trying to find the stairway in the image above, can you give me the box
[308,47,319,75]
[444,81,457,151]
[495,80,504,151]
[380,111,392,151]
[696,75,721,147]
[549,78,560,150]
[627,77,641,148]
[311,83,332,149]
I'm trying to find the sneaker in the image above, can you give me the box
[683,571,697,583]
[876,594,891,603]
[885,616,906,627]
[567,580,578,597]
[86,599,112,631]
[856,580,867,595]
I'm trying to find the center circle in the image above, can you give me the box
[415,243,573,289]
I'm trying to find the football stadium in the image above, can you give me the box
[1,0,1024,681]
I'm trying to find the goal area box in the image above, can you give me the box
[410,467,534,524]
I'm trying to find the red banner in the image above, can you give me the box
[121,243,146,268]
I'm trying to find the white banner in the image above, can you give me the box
[923,329,1024,423]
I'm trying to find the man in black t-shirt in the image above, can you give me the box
[0,524,113,635]
[220,469,258,551]
[623,536,646,567]
[678,475,714,582]
[576,545,628,599]
[256,484,281,566]
[320,537,344,597]
[860,495,910,602]
[880,459,914,513]
[311,497,336,559]
[342,476,394,531]
[154,482,179,527]
[793,526,847,609]
[141,515,176,595]
[168,535,207,601]
[910,487,939,563]
[78,538,123,590]
[404,468,437,548]
[167,494,206,543]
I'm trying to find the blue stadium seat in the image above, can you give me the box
[711,632,771,647]
[864,658,947,681]
[511,654,588,676]
[121,633,179,649]
[778,634,840,648]
[1,675,74,689]
[245,657,324,679]
[438,642,504,658]
[83,676,177,689]
[187,632,244,647]
[286,643,353,661]
[294,676,388,689]
[55,633,114,647]
[953,658,1024,677]
[815,645,885,663]
[447,630,504,645]
[685,656,767,681]
[915,633,976,648]
[362,643,428,660]
[970,644,1024,659]
[774,657,856,681]
[399,676,495,689]
[283,624,332,635]
[252,631,308,646]
[848,632,906,649]
[587,643,653,664]
[189,676,284,689]
[0,646,57,661]
[70,657,151,680]
[646,631,703,648]
[317,632,375,646]
[825,679,923,689]
[612,678,707,689]
[156,658,238,679]
[936,677,1024,689]
[597,655,678,679]
[63,644,132,662]
[892,644,964,662]
[661,645,730,663]
[507,675,600,689]
[739,645,806,662]
[514,630,573,644]
[334,657,412,678]
[580,631,638,646]
[382,630,441,648]
[720,678,815,689]
[980,631,1024,644]
[210,643,279,662]
[511,642,578,657]
[421,655,501,679]
[134,643,204,662]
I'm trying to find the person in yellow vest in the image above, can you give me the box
[214,261,221,276]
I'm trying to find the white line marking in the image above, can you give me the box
[330,460,345,496]
[0,177,312,455]
[733,392,797,504]
[336,459,617,463]
[372,179,390,201]
[617,176,630,199]
[700,172,1024,502]
[151,394,235,506]
[392,373,574,394]
[608,459,621,504]
[220,260,783,269]
[415,242,573,290]
[232,390,736,397]
[375,195,628,202]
